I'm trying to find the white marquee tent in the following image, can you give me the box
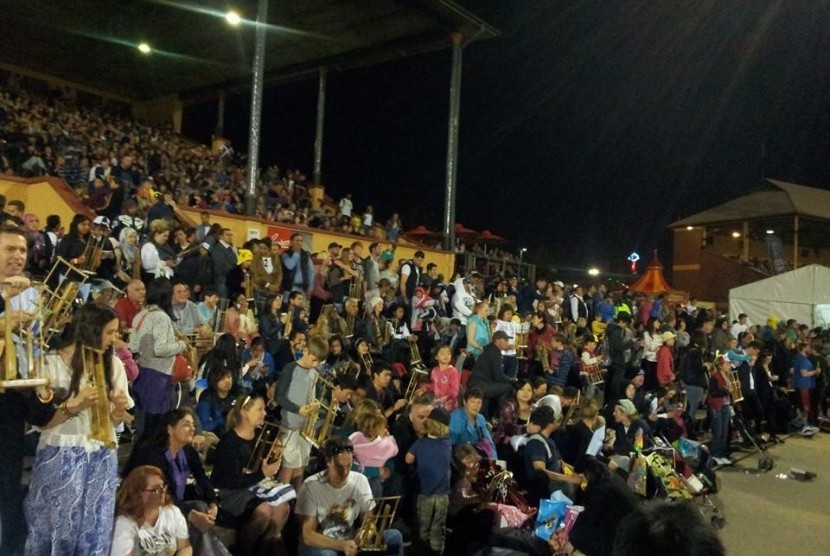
[729,264,830,328]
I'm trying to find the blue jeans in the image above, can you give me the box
[299,529,403,556]
[709,404,731,458]
[685,385,705,420]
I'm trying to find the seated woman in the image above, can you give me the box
[322,334,354,378]
[606,399,653,472]
[223,291,259,345]
[240,336,276,395]
[210,394,291,554]
[449,388,497,459]
[494,379,534,461]
[112,465,192,556]
[353,337,374,380]
[122,409,230,555]
[196,366,236,440]
[198,333,242,383]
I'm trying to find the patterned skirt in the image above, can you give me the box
[24,445,118,556]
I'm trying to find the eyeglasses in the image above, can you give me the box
[329,445,354,455]
[144,485,168,495]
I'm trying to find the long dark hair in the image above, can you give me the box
[66,214,90,239]
[145,277,176,320]
[199,333,241,376]
[147,407,195,449]
[65,304,117,399]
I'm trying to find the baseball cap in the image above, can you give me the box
[429,407,451,427]
[92,215,111,228]
[492,330,510,341]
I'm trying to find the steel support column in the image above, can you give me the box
[313,68,328,185]
[216,91,225,138]
[244,0,268,216]
[443,33,463,252]
[793,215,800,269]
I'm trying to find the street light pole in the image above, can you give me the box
[519,248,527,263]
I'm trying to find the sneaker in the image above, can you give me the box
[715,457,733,466]
[800,426,819,437]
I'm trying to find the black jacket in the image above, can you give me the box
[569,472,639,556]
[469,343,512,387]
[606,323,631,368]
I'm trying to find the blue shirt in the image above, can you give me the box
[408,436,452,495]
[793,354,815,390]
[449,408,496,458]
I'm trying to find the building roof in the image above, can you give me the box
[670,179,830,228]
[0,0,498,101]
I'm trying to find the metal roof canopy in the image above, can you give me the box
[0,0,498,102]
[669,179,830,228]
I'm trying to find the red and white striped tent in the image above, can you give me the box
[629,251,672,293]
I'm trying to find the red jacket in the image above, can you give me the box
[656,345,675,386]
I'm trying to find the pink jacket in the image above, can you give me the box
[348,432,399,470]
[424,365,460,411]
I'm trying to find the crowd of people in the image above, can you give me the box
[8,193,819,555]
[0,79,420,246]
[3,76,821,556]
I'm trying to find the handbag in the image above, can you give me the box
[172,353,193,384]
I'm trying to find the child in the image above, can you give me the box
[578,335,601,396]
[349,410,399,497]
[406,408,453,556]
[410,287,436,333]
[275,335,329,490]
[423,345,460,412]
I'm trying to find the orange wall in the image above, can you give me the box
[0,176,94,227]
[177,206,456,279]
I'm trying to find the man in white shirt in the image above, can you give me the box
[296,438,403,556]
[730,313,749,339]
[339,194,353,224]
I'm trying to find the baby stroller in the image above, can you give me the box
[632,439,725,528]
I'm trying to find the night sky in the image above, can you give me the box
[182,0,830,277]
